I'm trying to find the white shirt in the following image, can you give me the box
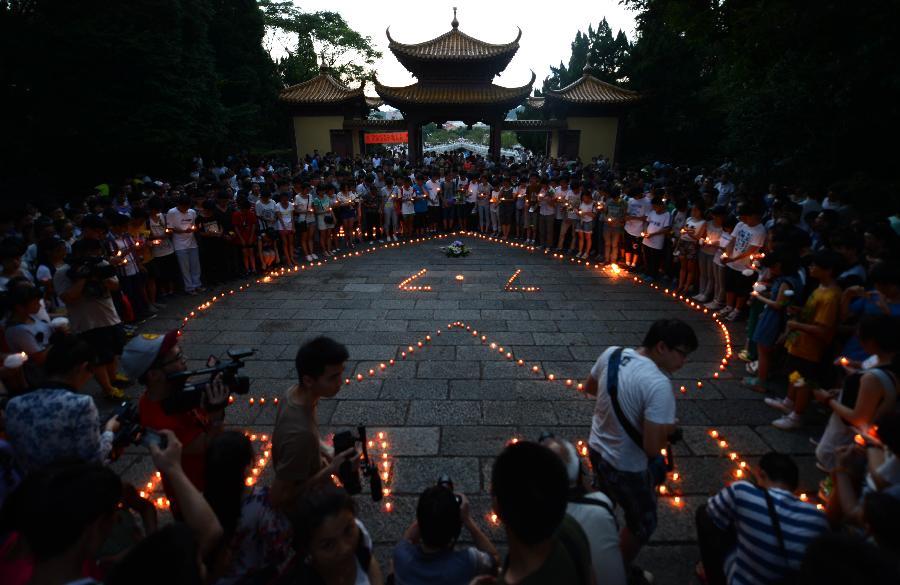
[275,201,294,229]
[424,180,441,206]
[255,199,277,228]
[148,214,174,257]
[589,347,676,472]
[164,208,198,251]
[642,209,671,250]
[401,186,416,215]
[555,187,572,219]
[682,217,706,241]
[294,194,314,223]
[565,191,581,220]
[624,196,652,237]
[714,232,733,267]
[578,201,595,222]
[727,222,766,272]
[567,492,627,585]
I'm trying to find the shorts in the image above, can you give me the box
[441,205,457,220]
[676,239,699,260]
[576,220,594,233]
[146,253,178,280]
[624,232,642,252]
[784,354,823,386]
[590,449,658,544]
[338,207,356,221]
[414,211,427,228]
[724,267,756,296]
[428,206,441,224]
[316,214,335,231]
[79,323,126,365]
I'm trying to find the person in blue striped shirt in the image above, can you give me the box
[695,452,829,585]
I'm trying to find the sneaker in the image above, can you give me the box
[378,239,384,243]
[726,308,743,322]
[738,349,753,362]
[764,397,794,414]
[772,412,802,430]
[692,293,709,303]
[704,300,724,310]
[746,360,759,374]
[312,254,319,260]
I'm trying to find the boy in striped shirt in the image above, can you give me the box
[696,452,829,585]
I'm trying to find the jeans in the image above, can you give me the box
[383,208,398,235]
[489,207,499,232]
[175,247,202,291]
[698,251,715,296]
[477,204,490,231]
[539,214,556,247]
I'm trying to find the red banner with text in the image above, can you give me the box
[364,132,409,144]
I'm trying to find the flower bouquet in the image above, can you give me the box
[442,240,470,258]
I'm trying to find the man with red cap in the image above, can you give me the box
[122,330,228,503]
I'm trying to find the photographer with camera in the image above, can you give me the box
[53,238,127,399]
[271,336,355,510]
[5,335,120,473]
[121,330,229,503]
[582,318,697,569]
[392,477,498,585]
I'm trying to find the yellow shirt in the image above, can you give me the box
[786,284,841,362]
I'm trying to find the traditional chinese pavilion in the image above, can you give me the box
[279,10,640,164]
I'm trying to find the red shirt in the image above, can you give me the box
[138,393,208,497]
[232,209,258,243]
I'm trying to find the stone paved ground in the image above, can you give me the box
[109,234,822,584]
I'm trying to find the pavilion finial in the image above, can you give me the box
[451,7,459,29]
[319,52,328,72]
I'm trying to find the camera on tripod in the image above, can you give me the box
[332,425,383,502]
[109,402,168,458]
[163,348,254,414]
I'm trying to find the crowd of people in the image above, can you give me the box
[0,149,899,584]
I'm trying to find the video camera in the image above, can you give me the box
[332,425,383,502]
[109,402,168,458]
[163,348,254,414]
[66,256,118,297]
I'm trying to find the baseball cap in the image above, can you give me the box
[121,330,179,380]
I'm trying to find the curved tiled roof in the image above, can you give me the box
[526,96,545,109]
[374,72,535,107]
[279,72,365,104]
[544,74,640,105]
[386,26,521,61]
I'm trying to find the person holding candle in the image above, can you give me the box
[538,177,558,249]
[640,196,673,282]
[574,190,596,260]
[675,200,707,296]
[293,183,318,262]
[312,185,336,256]
[694,205,726,304]
[498,176,516,240]
[380,177,400,242]
[602,187,626,265]
[400,176,416,240]
[720,203,767,322]
[146,197,178,299]
[232,196,260,275]
[166,194,203,295]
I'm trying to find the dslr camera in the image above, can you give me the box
[332,425,383,502]
[109,402,168,458]
[163,348,254,414]
[436,474,463,507]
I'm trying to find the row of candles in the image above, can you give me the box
[504,269,540,292]
[166,230,738,516]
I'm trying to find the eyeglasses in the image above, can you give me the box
[158,350,185,368]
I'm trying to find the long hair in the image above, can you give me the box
[204,431,254,540]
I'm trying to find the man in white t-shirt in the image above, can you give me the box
[165,195,203,294]
[722,203,766,321]
[583,319,697,565]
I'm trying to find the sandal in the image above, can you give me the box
[695,561,708,584]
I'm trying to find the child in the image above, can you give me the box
[539,178,558,249]
[743,249,801,393]
[335,183,356,250]
[413,176,429,237]
[498,177,516,240]
[602,188,625,265]
[706,214,737,311]
[294,183,317,262]
[721,203,767,321]
[401,177,416,240]
[641,196,672,281]
[259,229,279,270]
[765,250,843,430]
[232,196,258,275]
[694,205,725,303]
[574,191,596,259]
[489,182,501,237]
[676,200,707,295]
[623,188,652,269]
[275,191,297,266]
[312,185,335,257]
[381,177,400,242]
